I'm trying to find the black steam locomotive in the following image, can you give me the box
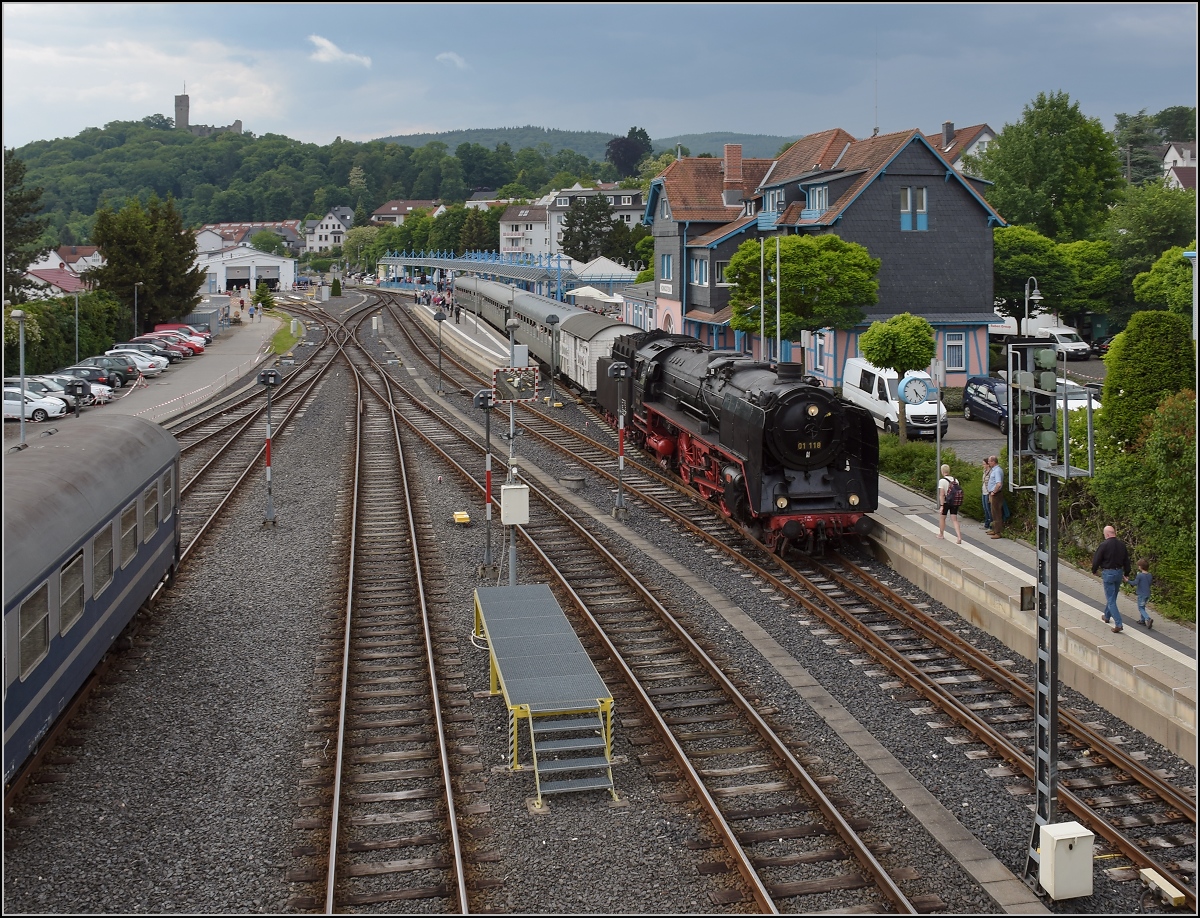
[596,331,878,555]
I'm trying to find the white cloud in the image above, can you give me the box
[435,51,468,70]
[308,35,371,68]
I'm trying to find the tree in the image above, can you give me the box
[1154,105,1196,142]
[497,181,534,200]
[4,149,51,302]
[427,204,469,254]
[726,234,880,369]
[353,199,368,227]
[344,225,379,270]
[560,195,613,262]
[459,208,493,252]
[638,152,676,194]
[250,230,286,256]
[964,91,1123,241]
[1133,242,1195,317]
[606,127,653,177]
[1100,310,1195,451]
[331,276,342,297]
[1112,110,1168,185]
[1055,239,1122,325]
[990,226,1073,327]
[89,194,203,331]
[858,313,937,445]
[1103,179,1196,283]
[252,280,276,311]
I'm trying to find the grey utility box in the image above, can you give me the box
[1039,821,1094,899]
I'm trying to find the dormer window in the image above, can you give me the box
[557,197,570,206]
[807,185,828,212]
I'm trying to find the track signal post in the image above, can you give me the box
[608,361,631,520]
[259,369,282,526]
[474,388,498,578]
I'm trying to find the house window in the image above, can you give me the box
[607,196,615,205]
[901,187,928,231]
[621,213,631,223]
[715,261,730,285]
[689,257,708,286]
[557,197,569,206]
[660,198,670,219]
[526,224,533,231]
[621,196,632,206]
[944,332,965,371]
[815,333,827,371]
[661,253,673,280]
[807,185,828,212]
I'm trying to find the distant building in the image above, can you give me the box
[546,183,645,255]
[22,267,88,298]
[305,207,356,253]
[371,200,445,225]
[197,221,305,255]
[195,244,295,294]
[1162,141,1196,190]
[28,245,104,275]
[174,93,242,137]
[923,122,996,173]
[499,204,550,257]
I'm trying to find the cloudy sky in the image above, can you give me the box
[3,3,1196,150]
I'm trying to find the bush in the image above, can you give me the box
[877,436,987,520]
[331,277,342,297]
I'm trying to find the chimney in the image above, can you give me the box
[942,121,954,149]
[722,144,744,206]
[676,144,683,160]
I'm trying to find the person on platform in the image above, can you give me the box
[1091,525,1131,633]
[1133,558,1153,629]
[937,464,963,544]
[981,457,993,532]
[986,456,1004,539]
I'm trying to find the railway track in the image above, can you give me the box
[329,315,932,913]
[287,313,470,912]
[380,286,1198,907]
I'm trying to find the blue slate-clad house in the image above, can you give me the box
[640,130,1007,389]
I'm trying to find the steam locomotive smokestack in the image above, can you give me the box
[775,362,805,382]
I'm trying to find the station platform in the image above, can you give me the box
[869,477,1196,764]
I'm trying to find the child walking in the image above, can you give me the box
[1131,558,1153,629]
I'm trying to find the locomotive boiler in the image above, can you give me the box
[596,331,878,555]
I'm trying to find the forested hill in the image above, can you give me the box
[376,126,802,161]
[374,126,617,161]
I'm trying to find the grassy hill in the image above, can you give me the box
[654,132,801,159]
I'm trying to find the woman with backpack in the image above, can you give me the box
[937,463,963,544]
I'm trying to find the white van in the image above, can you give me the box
[841,357,948,438]
[1034,326,1090,361]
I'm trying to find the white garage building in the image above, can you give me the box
[195,244,297,294]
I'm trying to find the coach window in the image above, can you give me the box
[93,526,114,595]
[162,468,175,521]
[60,550,85,634]
[20,583,50,678]
[143,482,159,542]
[120,503,139,568]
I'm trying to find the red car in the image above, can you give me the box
[130,335,191,359]
[146,331,204,355]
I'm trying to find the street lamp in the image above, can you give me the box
[11,309,27,447]
[1023,277,1043,337]
[434,310,447,394]
[133,281,143,338]
[546,313,559,408]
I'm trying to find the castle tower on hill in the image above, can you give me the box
[173,92,242,138]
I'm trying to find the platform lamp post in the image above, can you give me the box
[434,309,447,394]
[74,291,80,365]
[474,389,498,577]
[1023,277,1043,337]
[11,309,27,447]
[132,281,143,338]
[546,313,559,408]
[259,369,282,526]
[608,361,630,520]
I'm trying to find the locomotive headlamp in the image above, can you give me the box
[848,494,860,507]
[775,496,790,510]
[806,404,819,417]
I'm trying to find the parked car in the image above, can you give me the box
[1090,335,1116,357]
[962,376,1010,434]
[145,331,204,354]
[130,335,191,358]
[56,365,122,392]
[77,355,141,385]
[1033,326,1091,361]
[155,323,212,345]
[117,340,181,363]
[4,387,68,422]
[3,376,77,411]
[106,349,167,374]
[40,373,112,405]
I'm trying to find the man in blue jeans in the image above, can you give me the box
[980,457,993,530]
[1091,525,1130,633]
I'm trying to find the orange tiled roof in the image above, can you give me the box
[687,215,759,247]
[923,123,992,161]
[658,157,774,222]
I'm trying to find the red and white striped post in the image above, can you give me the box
[260,369,281,525]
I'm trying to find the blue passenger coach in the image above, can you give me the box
[4,415,180,784]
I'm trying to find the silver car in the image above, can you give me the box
[4,376,76,410]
